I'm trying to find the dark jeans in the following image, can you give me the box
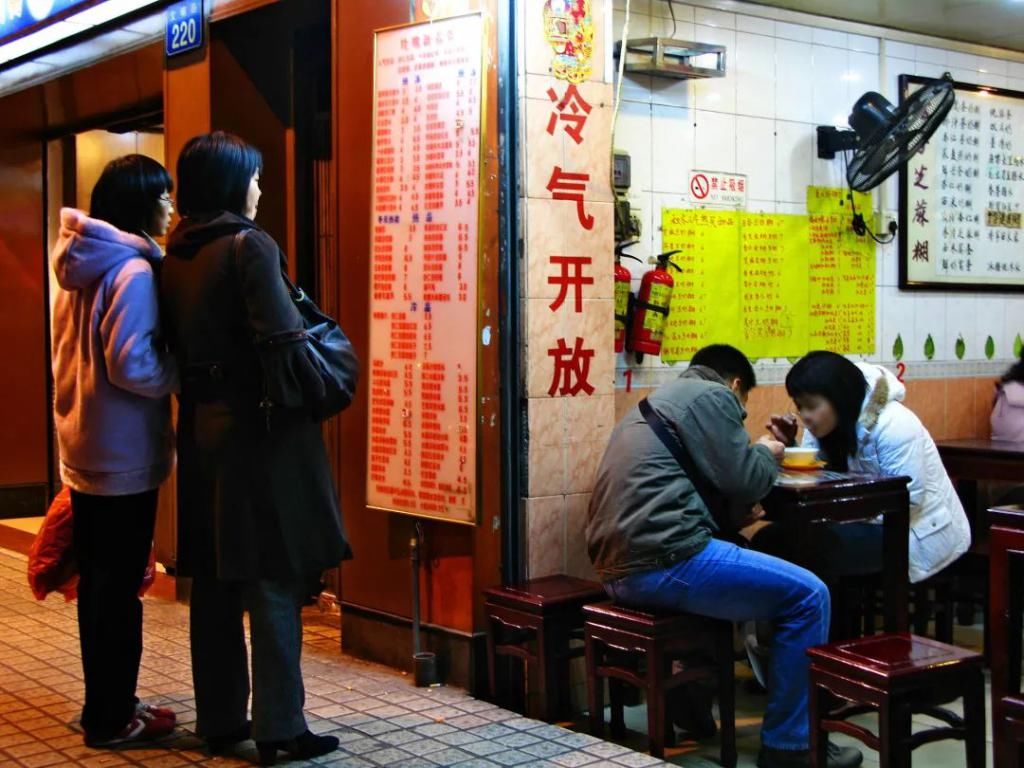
[190,576,308,742]
[750,521,884,580]
[71,488,158,740]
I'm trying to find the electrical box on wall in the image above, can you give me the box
[613,150,641,242]
[613,150,631,189]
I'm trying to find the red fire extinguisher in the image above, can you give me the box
[627,250,681,361]
[614,241,642,354]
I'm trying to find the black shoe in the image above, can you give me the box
[757,742,863,768]
[205,721,252,755]
[256,730,339,766]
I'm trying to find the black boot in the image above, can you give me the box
[256,730,339,766]
[205,721,252,755]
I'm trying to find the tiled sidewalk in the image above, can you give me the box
[0,547,674,768]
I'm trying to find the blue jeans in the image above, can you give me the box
[751,521,884,580]
[605,539,830,750]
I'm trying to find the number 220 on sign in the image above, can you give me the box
[166,2,204,57]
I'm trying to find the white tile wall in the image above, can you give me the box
[736,116,775,200]
[610,2,1024,372]
[651,104,696,192]
[734,31,775,119]
[812,45,851,125]
[616,101,654,196]
[649,13,694,41]
[775,21,813,44]
[694,7,735,29]
[775,40,814,122]
[694,110,737,171]
[947,295,979,360]
[848,34,880,55]
[650,0,690,21]
[650,73,692,108]
[775,120,812,203]
[693,25,737,111]
[912,294,948,362]
[736,14,774,37]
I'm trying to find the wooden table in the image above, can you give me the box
[938,439,1024,646]
[762,473,911,633]
[988,505,1024,768]
[938,438,1024,514]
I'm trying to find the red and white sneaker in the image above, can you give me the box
[85,713,175,748]
[137,702,177,723]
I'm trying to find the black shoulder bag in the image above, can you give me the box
[233,230,360,422]
[638,397,747,545]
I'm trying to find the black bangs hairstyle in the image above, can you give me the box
[691,344,757,395]
[786,351,868,471]
[175,131,262,217]
[89,154,172,235]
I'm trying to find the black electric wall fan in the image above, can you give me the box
[816,72,955,242]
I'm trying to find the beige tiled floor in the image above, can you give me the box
[0,546,674,767]
[0,541,993,767]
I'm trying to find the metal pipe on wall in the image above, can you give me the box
[496,0,523,586]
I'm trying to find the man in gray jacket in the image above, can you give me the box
[588,345,860,768]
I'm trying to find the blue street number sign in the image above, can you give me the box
[165,1,203,57]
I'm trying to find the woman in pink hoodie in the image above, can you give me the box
[992,356,1024,442]
[50,155,179,748]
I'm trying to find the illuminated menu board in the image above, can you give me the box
[366,13,482,525]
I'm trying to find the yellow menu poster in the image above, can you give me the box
[739,213,809,358]
[660,190,875,362]
[806,187,875,354]
[661,210,741,360]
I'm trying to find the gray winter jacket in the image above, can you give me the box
[587,366,778,580]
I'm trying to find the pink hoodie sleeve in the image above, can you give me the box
[99,260,180,398]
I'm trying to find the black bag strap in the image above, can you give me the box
[231,228,306,308]
[638,397,737,538]
[229,229,249,265]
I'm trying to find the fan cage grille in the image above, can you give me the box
[846,80,955,193]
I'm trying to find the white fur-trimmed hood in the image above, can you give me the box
[856,362,906,433]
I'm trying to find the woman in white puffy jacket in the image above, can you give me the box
[758,351,970,584]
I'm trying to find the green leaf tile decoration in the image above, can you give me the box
[893,334,904,361]
[955,335,966,360]
[924,334,935,360]
[986,336,996,360]
[1016,333,1023,359]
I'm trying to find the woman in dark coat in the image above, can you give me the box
[160,132,350,765]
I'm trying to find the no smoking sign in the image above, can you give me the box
[688,171,747,207]
[690,173,710,199]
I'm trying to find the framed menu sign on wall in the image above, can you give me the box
[900,75,1024,292]
[366,13,484,525]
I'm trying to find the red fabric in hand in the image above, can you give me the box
[28,487,158,601]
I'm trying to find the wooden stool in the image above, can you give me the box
[583,602,736,766]
[1002,695,1024,768]
[808,633,985,768]
[483,575,606,721]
